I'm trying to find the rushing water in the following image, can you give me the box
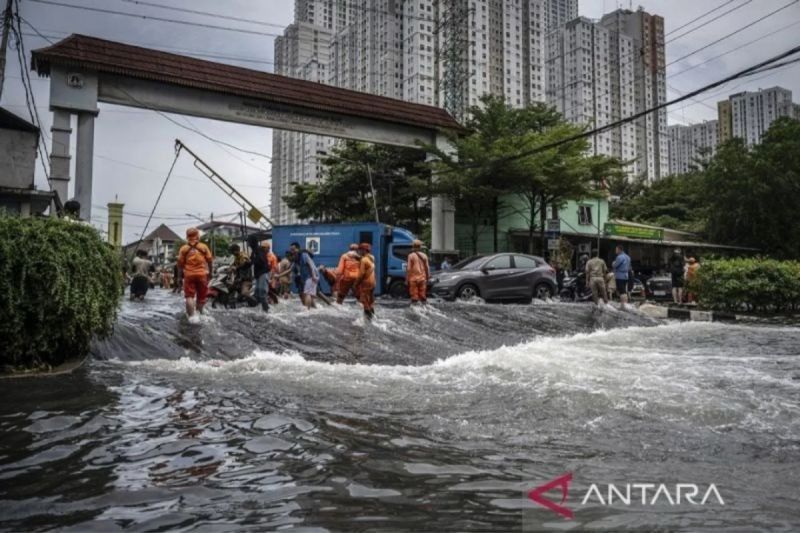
[1,291,799,531]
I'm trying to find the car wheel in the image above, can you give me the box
[388,280,409,299]
[456,283,480,301]
[534,283,554,300]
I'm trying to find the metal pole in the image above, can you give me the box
[365,161,379,223]
[597,197,601,252]
[0,0,13,101]
[210,212,215,257]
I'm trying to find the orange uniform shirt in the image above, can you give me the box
[267,251,279,273]
[337,251,361,281]
[406,251,430,283]
[178,241,213,277]
[358,254,376,288]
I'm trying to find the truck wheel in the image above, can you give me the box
[457,283,480,301]
[388,280,409,299]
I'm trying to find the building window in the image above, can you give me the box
[578,205,593,226]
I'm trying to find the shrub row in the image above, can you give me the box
[0,216,121,370]
[689,257,800,313]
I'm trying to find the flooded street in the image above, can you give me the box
[1,291,799,531]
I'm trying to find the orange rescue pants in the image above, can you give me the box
[408,280,427,303]
[358,283,375,312]
[337,278,360,304]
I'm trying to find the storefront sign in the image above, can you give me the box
[604,223,663,241]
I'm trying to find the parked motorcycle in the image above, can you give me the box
[208,266,235,309]
[559,272,593,302]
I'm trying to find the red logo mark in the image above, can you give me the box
[528,472,574,520]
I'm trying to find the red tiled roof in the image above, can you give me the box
[31,34,463,132]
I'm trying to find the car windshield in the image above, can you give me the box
[452,255,486,271]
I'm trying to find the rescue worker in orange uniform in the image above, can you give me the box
[335,243,362,304]
[406,239,430,304]
[355,242,376,320]
[177,227,214,318]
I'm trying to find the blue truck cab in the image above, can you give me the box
[271,222,419,296]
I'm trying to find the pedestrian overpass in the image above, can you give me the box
[31,34,461,253]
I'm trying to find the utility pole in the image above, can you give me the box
[0,0,13,101]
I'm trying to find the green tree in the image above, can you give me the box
[704,118,800,257]
[609,172,706,233]
[283,141,430,233]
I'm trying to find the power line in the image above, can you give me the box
[26,0,282,37]
[668,17,800,80]
[116,0,287,30]
[546,0,752,98]
[9,5,51,185]
[666,0,799,68]
[499,43,800,164]
[666,0,753,42]
[665,0,739,36]
[552,0,798,149]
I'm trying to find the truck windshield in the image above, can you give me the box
[393,245,429,260]
[392,245,412,260]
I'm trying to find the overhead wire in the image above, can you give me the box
[496,43,800,165]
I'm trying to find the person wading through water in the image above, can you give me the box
[406,239,430,304]
[356,242,376,320]
[292,242,319,309]
[247,234,271,312]
[177,227,214,318]
[130,249,154,301]
[335,244,361,304]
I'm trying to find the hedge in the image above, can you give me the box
[689,257,800,313]
[0,216,121,370]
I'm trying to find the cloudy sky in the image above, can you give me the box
[2,0,799,243]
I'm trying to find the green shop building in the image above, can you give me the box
[453,195,755,273]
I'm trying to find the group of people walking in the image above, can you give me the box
[146,228,431,321]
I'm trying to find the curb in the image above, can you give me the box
[666,307,738,322]
[637,304,739,322]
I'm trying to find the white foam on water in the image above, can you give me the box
[113,319,800,438]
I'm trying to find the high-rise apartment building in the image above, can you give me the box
[545,17,637,166]
[666,120,718,175]
[598,8,667,182]
[545,7,667,181]
[716,86,795,147]
[271,0,579,224]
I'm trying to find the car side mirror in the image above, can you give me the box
[481,267,491,274]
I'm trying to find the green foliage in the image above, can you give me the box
[201,233,232,258]
[704,118,800,258]
[424,94,623,253]
[610,172,707,234]
[0,216,121,370]
[283,141,430,234]
[612,117,800,257]
[689,257,800,313]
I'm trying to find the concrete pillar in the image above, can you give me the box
[75,112,96,221]
[49,109,72,208]
[428,133,458,255]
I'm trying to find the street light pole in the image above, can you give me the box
[365,161,379,223]
[318,151,380,223]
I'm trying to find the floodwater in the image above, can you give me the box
[1,291,799,531]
